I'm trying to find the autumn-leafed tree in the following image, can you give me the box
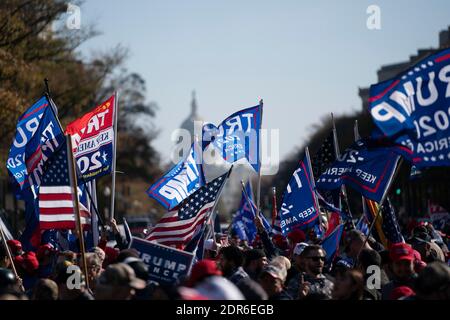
[0,0,160,181]
[0,0,162,223]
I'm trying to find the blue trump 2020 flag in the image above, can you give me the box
[202,105,262,173]
[368,47,450,167]
[316,139,400,203]
[7,96,63,198]
[147,143,205,211]
[279,153,320,236]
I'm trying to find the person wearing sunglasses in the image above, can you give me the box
[297,245,334,300]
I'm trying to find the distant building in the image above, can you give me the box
[179,90,204,143]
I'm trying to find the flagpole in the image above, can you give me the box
[90,180,99,247]
[66,134,90,290]
[305,147,325,231]
[271,187,277,227]
[45,87,105,228]
[354,120,387,246]
[240,180,258,218]
[110,91,119,221]
[256,99,263,214]
[331,113,355,228]
[201,167,233,257]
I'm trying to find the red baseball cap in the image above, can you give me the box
[389,243,415,262]
[20,251,39,274]
[287,229,306,244]
[37,244,56,261]
[389,286,415,300]
[188,259,222,287]
[6,240,23,256]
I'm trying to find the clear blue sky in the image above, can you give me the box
[78,0,450,165]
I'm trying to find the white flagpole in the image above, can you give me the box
[110,91,119,221]
[256,99,263,214]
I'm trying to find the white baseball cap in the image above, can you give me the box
[293,242,309,256]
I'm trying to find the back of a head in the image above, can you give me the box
[415,261,450,299]
[123,257,149,282]
[32,279,58,300]
[244,249,265,268]
[359,248,382,269]
[220,246,244,267]
[116,249,139,263]
[236,277,268,300]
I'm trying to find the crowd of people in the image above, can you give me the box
[0,214,449,301]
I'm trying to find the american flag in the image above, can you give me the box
[38,142,91,230]
[146,173,227,247]
[312,131,341,208]
[312,131,336,178]
[178,174,227,220]
[380,198,404,245]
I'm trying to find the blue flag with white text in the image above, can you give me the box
[147,143,205,211]
[369,47,450,167]
[202,105,262,172]
[279,153,320,236]
[7,96,64,198]
[316,139,400,203]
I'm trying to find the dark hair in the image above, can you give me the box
[378,250,391,266]
[236,277,268,300]
[415,261,450,297]
[116,249,139,263]
[127,260,149,282]
[300,245,324,258]
[220,246,244,267]
[32,279,58,300]
[244,249,265,268]
[358,249,382,269]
